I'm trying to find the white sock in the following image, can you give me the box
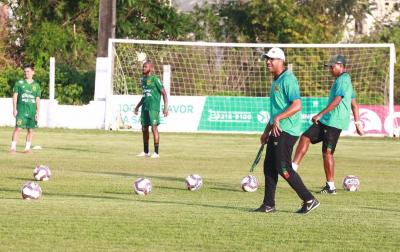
[25,142,31,150]
[11,141,17,150]
[292,162,298,172]
[327,181,335,189]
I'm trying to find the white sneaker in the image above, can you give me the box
[151,153,160,158]
[136,152,150,157]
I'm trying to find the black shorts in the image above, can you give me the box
[303,123,341,154]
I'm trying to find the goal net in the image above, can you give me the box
[106,39,397,136]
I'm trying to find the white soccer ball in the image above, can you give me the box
[240,175,259,192]
[136,52,147,63]
[133,177,152,196]
[33,165,51,181]
[21,181,42,200]
[185,174,203,191]
[342,175,360,192]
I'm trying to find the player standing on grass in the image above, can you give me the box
[292,54,363,194]
[254,48,319,214]
[134,61,168,158]
[10,64,41,154]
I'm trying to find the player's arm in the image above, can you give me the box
[312,96,342,124]
[12,92,18,117]
[35,96,40,121]
[134,97,144,115]
[272,99,301,137]
[161,88,168,117]
[351,98,364,136]
[260,123,273,145]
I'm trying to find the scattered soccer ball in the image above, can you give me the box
[342,175,360,192]
[240,175,259,192]
[33,165,51,181]
[133,177,152,196]
[136,51,147,63]
[21,181,42,200]
[185,174,203,191]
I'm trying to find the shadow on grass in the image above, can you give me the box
[43,146,110,154]
[7,177,33,181]
[83,171,185,183]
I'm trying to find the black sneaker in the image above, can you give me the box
[253,205,276,213]
[318,183,337,194]
[296,199,320,214]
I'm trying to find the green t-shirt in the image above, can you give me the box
[269,70,302,136]
[320,72,353,130]
[140,75,164,112]
[13,79,41,119]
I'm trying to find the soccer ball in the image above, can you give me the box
[240,175,259,192]
[133,178,152,196]
[33,165,51,181]
[21,181,42,200]
[185,174,203,191]
[342,175,360,192]
[136,52,147,63]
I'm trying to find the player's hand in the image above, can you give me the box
[163,108,168,117]
[13,109,17,118]
[312,114,321,124]
[35,113,40,121]
[134,108,139,115]
[272,117,282,137]
[355,124,364,136]
[260,132,269,144]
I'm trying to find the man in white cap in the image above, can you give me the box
[254,47,319,214]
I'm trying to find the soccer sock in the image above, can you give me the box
[292,162,298,172]
[11,141,17,150]
[144,143,149,154]
[25,141,31,150]
[154,144,159,154]
[327,181,335,189]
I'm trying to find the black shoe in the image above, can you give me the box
[253,205,276,213]
[296,199,320,214]
[318,183,337,194]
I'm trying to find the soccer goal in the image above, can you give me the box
[105,39,397,136]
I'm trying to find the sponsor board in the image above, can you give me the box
[110,95,205,132]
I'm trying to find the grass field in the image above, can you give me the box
[0,127,399,251]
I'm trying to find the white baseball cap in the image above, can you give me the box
[262,47,285,61]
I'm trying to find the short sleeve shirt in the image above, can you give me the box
[140,75,164,112]
[13,79,41,119]
[320,72,353,130]
[269,70,302,136]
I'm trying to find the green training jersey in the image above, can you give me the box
[140,75,164,112]
[13,79,41,119]
[320,72,353,130]
[269,69,302,136]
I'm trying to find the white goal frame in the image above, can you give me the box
[105,39,396,136]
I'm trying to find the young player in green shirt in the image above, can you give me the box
[253,48,319,214]
[10,64,41,154]
[292,55,363,194]
[134,61,168,158]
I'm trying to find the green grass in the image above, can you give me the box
[0,127,399,251]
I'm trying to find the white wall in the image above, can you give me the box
[0,98,106,129]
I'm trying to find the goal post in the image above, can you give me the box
[105,39,397,136]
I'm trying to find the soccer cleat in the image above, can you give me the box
[23,149,32,154]
[318,183,337,194]
[136,152,150,157]
[296,198,320,214]
[151,153,160,158]
[253,205,276,213]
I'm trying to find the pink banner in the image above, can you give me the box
[344,105,400,136]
